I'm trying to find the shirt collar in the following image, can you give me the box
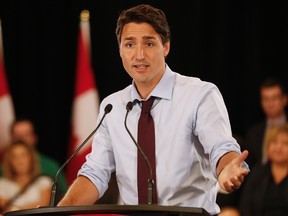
[266,114,287,129]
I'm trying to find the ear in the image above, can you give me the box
[163,41,170,57]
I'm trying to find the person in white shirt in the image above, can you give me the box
[58,4,249,215]
[0,141,52,213]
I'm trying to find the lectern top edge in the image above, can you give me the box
[3,204,210,216]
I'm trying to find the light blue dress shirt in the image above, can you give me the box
[78,65,246,215]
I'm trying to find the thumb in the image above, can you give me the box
[233,150,249,165]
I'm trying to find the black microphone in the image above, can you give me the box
[124,101,154,205]
[49,103,113,207]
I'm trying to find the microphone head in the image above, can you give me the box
[126,101,134,111]
[105,104,113,114]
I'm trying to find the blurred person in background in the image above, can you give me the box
[239,123,288,216]
[0,141,52,213]
[4,117,67,199]
[245,78,288,170]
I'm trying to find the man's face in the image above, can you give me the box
[119,22,170,98]
[12,121,38,147]
[260,86,287,119]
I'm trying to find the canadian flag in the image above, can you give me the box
[0,20,15,160]
[66,10,100,185]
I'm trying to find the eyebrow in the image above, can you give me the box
[123,35,157,41]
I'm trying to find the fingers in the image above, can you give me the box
[223,175,243,192]
[231,175,243,188]
[221,164,247,193]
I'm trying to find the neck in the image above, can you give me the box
[271,162,288,184]
[267,112,286,121]
[134,66,165,99]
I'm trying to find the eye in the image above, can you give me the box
[124,42,134,48]
[146,42,154,47]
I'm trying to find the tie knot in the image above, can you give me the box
[141,97,155,113]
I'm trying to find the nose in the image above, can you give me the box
[135,46,144,60]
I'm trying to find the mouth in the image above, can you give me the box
[133,64,149,72]
[134,62,149,67]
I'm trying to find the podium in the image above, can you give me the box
[3,204,210,216]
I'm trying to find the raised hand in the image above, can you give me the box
[218,150,249,193]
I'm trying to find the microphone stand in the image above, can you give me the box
[49,104,113,207]
[124,101,154,205]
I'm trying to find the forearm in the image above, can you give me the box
[216,151,239,177]
[38,188,52,207]
[57,176,99,206]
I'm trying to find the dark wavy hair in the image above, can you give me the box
[115,4,171,46]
